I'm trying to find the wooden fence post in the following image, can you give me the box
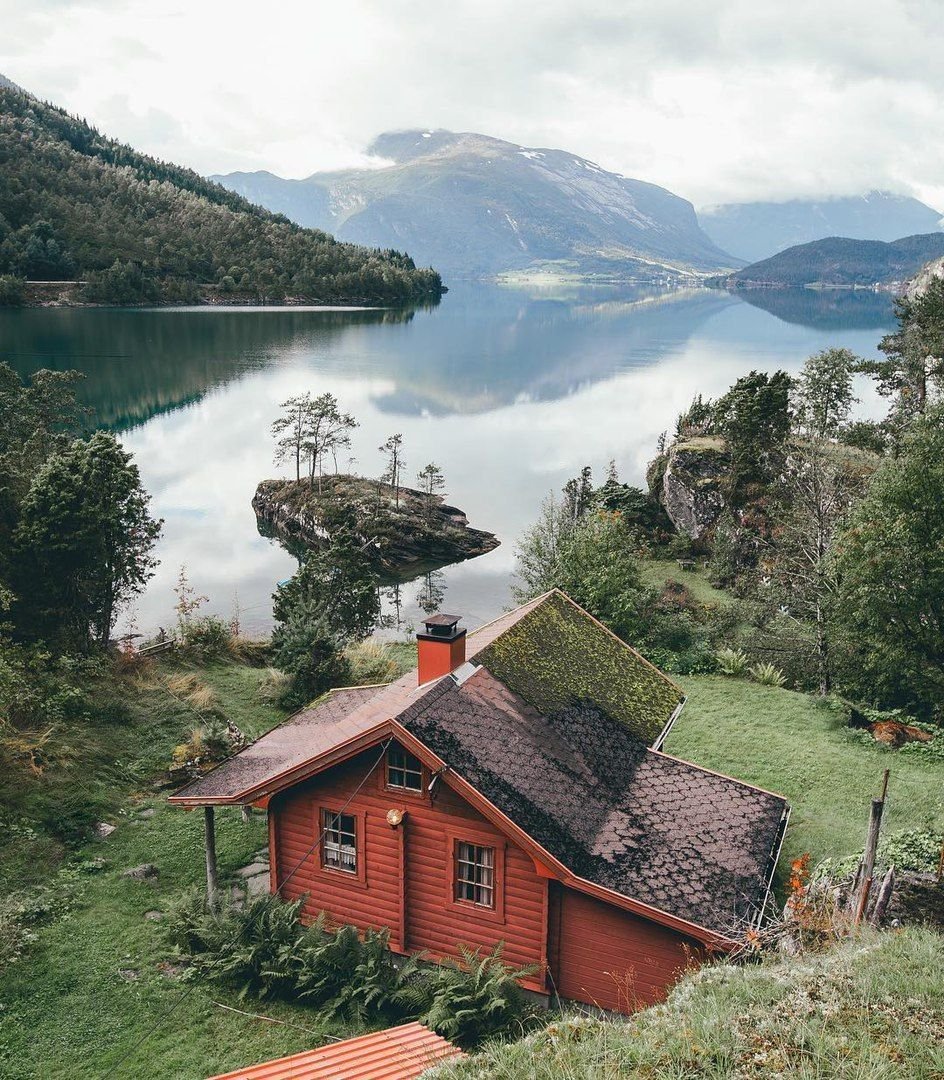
[204,806,219,911]
[854,770,889,924]
[870,865,896,925]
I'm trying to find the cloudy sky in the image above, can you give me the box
[3,0,943,209]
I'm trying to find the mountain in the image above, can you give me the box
[700,192,944,263]
[213,130,739,281]
[717,233,944,289]
[0,73,27,95]
[0,84,442,305]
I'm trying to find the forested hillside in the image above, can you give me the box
[0,86,443,305]
[719,232,944,288]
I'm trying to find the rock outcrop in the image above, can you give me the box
[904,255,944,299]
[253,475,499,579]
[650,437,729,539]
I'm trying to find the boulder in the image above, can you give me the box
[658,438,729,539]
[122,863,158,881]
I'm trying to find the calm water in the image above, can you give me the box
[1,284,895,637]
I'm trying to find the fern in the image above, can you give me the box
[716,647,749,677]
[413,943,540,1046]
[748,661,788,688]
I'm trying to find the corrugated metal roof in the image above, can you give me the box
[206,1022,463,1080]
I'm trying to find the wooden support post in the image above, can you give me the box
[204,806,219,910]
[855,770,889,924]
[871,865,896,925]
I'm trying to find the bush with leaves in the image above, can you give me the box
[167,893,536,1044]
[716,647,749,677]
[178,615,232,657]
[748,662,787,688]
[402,944,539,1047]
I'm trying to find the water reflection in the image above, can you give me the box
[1,284,896,636]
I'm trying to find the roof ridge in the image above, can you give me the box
[465,590,555,651]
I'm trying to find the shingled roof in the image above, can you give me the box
[398,670,787,936]
[171,591,787,939]
[472,590,684,747]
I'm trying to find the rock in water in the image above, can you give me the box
[252,475,499,577]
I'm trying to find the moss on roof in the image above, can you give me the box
[475,591,683,746]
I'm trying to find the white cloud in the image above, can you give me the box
[2,0,943,207]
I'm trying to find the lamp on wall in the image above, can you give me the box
[386,808,405,828]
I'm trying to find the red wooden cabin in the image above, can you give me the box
[171,591,788,1014]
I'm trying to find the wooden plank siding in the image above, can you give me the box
[271,746,550,991]
[548,885,704,1013]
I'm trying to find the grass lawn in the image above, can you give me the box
[666,675,944,872]
[638,558,733,607]
[0,656,360,1080]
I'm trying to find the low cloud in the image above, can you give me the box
[3,0,943,209]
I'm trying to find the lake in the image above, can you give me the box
[2,284,895,638]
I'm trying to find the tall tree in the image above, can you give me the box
[0,363,85,613]
[272,529,379,706]
[763,440,868,694]
[379,434,405,508]
[794,348,858,440]
[303,394,358,491]
[13,432,162,649]
[271,393,358,489]
[860,277,944,421]
[416,462,446,520]
[271,393,312,482]
[831,407,944,709]
[514,498,648,644]
[562,465,594,523]
[713,370,792,489]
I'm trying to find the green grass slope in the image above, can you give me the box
[666,676,944,869]
[0,87,442,304]
[433,927,944,1079]
[0,657,367,1079]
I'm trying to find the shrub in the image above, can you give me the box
[166,890,308,999]
[748,662,787,688]
[343,638,400,685]
[179,615,232,657]
[167,894,534,1043]
[171,716,245,773]
[716,647,749,677]
[403,944,540,1047]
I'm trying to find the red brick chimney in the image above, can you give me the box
[417,614,466,684]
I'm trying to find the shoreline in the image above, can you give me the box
[6,280,446,310]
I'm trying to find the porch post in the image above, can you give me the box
[204,806,219,910]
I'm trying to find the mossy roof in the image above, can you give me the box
[472,590,683,747]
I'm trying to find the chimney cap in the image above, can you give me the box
[423,613,461,628]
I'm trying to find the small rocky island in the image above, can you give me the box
[253,475,499,578]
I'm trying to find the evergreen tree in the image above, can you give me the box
[13,432,162,649]
[379,434,405,508]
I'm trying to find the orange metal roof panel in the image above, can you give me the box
[206,1022,464,1080]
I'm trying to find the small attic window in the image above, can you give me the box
[386,745,423,791]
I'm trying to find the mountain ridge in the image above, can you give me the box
[701,191,944,263]
[214,129,741,281]
[716,232,944,289]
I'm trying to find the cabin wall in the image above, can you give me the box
[548,885,703,1014]
[271,748,549,985]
